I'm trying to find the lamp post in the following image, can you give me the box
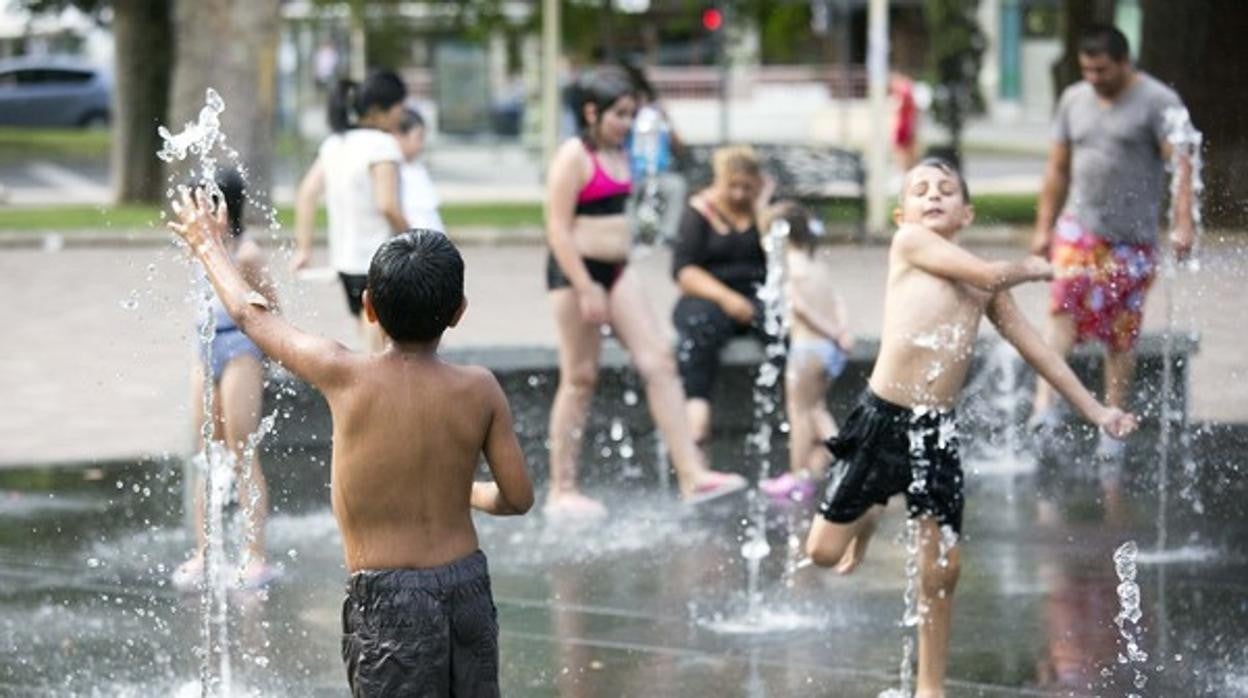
[866,0,890,238]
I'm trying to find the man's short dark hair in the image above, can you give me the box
[367,230,464,342]
[903,157,971,202]
[1078,24,1130,62]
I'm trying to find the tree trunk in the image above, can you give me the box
[170,0,282,201]
[1050,0,1116,101]
[110,0,173,204]
[1139,0,1248,227]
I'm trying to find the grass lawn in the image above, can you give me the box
[0,127,111,161]
[0,202,546,234]
[0,196,1036,234]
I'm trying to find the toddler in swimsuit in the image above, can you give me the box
[759,202,853,503]
[173,168,280,591]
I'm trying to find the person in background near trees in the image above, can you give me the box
[891,69,921,172]
[620,59,688,244]
[395,107,444,233]
[292,69,409,351]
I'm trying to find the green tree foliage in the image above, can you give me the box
[923,0,985,157]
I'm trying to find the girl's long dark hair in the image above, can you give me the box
[327,69,407,133]
[569,67,635,148]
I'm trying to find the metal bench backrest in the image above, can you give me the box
[679,144,865,200]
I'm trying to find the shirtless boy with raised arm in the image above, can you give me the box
[171,187,533,697]
[804,159,1136,698]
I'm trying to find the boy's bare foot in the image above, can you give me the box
[544,491,607,521]
[170,554,205,591]
[834,514,878,575]
[683,470,747,505]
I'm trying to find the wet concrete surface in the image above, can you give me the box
[1,424,1246,697]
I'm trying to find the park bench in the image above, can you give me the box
[678,143,867,238]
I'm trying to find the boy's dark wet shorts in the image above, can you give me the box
[818,390,964,534]
[341,550,500,698]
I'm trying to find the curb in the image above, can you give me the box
[0,226,549,250]
[0,224,1031,250]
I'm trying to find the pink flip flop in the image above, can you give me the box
[759,472,818,503]
[685,471,748,506]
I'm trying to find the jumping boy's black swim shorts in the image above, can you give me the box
[818,389,965,535]
[341,550,500,698]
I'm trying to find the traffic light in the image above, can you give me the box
[701,6,723,32]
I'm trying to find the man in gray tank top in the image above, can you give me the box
[1029,25,1196,460]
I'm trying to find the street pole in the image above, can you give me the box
[866,0,890,239]
[541,0,561,176]
[718,4,730,143]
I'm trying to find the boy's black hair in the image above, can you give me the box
[570,67,636,145]
[399,106,425,134]
[367,230,464,343]
[1078,24,1130,62]
[904,157,971,202]
[328,69,407,133]
[215,167,246,238]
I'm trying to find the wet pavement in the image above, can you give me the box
[1,422,1246,697]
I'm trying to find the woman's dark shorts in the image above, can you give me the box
[818,390,965,535]
[338,273,368,318]
[341,550,500,698]
[545,252,626,292]
[672,292,779,401]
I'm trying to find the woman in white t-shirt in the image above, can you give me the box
[395,107,444,233]
[292,69,409,349]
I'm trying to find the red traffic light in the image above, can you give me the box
[701,7,723,32]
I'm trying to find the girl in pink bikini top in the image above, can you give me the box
[574,143,632,217]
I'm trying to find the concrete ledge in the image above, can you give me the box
[262,331,1199,485]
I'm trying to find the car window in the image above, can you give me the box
[13,69,93,85]
[0,71,15,88]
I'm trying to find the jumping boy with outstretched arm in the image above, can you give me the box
[171,186,532,697]
[804,159,1136,698]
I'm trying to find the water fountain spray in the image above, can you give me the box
[1155,106,1204,554]
[158,87,276,698]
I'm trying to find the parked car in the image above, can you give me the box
[0,56,111,128]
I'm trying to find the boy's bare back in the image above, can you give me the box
[328,353,521,571]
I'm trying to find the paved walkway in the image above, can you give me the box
[1,233,1244,468]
